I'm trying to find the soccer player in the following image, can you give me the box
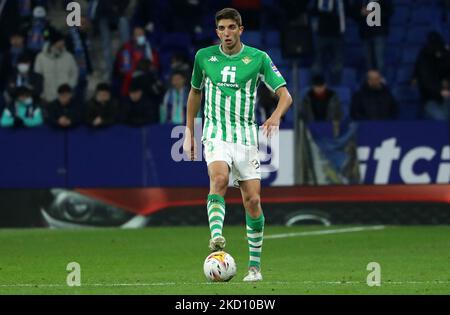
[183,8,292,282]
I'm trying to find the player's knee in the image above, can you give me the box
[245,196,261,213]
[211,174,228,191]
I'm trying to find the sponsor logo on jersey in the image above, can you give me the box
[221,66,237,83]
[217,82,240,88]
[270,61,282,77]
[242,56,252,64]
[218,66,240,88]
[208,56,219,62]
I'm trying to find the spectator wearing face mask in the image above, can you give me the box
[114,26,160,98]
[4,53,43,107]
[351,69,398,121]
[34,31,79,104]
[0,85,43,128]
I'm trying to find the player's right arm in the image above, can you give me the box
[183,87,202,161]
[183,50,205,161]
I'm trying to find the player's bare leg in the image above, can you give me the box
[239,179,264,282]
[207,161,229,251]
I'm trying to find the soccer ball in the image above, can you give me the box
[203,251,237,282]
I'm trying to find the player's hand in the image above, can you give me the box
[262,114,280,138]
[183,128,198,161]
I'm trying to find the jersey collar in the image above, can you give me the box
[219,43,245,58]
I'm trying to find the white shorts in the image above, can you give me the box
[203,138,261,188]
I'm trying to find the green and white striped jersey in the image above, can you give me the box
[191,44,286,146]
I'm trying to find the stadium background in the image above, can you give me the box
[0,0,448,228]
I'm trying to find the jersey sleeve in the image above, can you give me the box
[191,51,205,90]
[260,52,286,92]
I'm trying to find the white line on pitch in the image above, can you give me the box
[264,225,386,240]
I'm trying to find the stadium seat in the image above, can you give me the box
[241,31,263,48]
[344,45,364,67]
[345,26,360,45]
[395,0,410,5]
[410,8,440,25]
[401,46,421,65]
[393,86,421,120]
[384,67,397,85]
[390,6,410,26]
[265,30,280,48]
[385,47,401,66]
[387,27,405,45]
[299,87,310,100]
[393,85,420,101]
[266,48,285,66]
[299,68,311,87]
[405,27,432,45]
[331,86,351,118]
[413,0,442,8]
[158,48,179,81]
[332,86,351,105]
[341,68,357,91]
[160,32,192,50]
[398,102,421,120]
[396,66,415,85]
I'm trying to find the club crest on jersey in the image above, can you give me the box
[270,61,282,77]
[242,56,252,64]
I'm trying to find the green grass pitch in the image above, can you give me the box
[0,225,449,295]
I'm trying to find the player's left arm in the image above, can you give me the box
[262,86,292,137]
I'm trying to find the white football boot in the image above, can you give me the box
[243,267,263,282]
[209,235,226,252]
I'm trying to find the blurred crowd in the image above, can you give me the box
[0,0,448,131]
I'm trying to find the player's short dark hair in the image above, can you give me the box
[312,75,325,87]
[57,84,72,94]
[215,8,242,27]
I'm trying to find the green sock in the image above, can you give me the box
[246,212,265,270]
[207,194,225,239]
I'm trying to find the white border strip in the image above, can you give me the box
[265,226,386,240]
